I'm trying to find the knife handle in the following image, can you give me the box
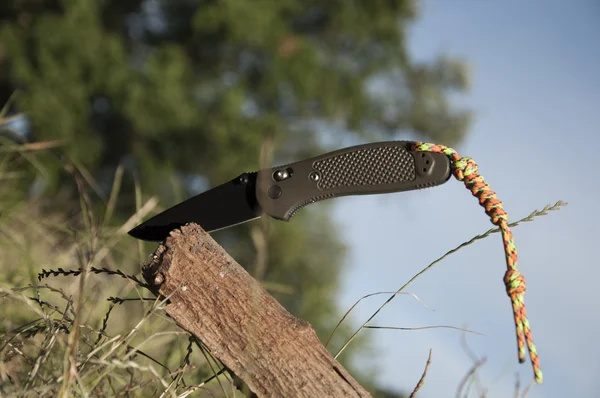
[255,141,451,221]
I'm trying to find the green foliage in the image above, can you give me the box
[0,0,470,188]
[0,0,472,395]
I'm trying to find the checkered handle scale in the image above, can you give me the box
[256,141,452,220]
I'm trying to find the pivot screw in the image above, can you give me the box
[273,169,289,181]
[238,173,249,184]
[309,171,320,182]
[273,168,293,181]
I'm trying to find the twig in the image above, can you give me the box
[460,330,486,396]
[38,267,150,290]
[456,357,487,398]
[0,140,64,153]
[92,296,159,347]
[173,335,195,389]
[325,291,432,348]
[364,325,483,335]
[410,349,433,398]
[334,201,567,360]
[58,156,100,398]
[103,163,125,227]
[194,338,231,398]
[521,379,535,398]
[177,368,228,398]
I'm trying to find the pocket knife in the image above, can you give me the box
[128,141,452,241]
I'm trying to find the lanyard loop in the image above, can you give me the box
[412,142,543,384]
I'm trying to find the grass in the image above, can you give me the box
[0,111,567,397]
[0,115,239,397]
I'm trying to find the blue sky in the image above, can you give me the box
[332,1,599,397]
[4,2,595,396]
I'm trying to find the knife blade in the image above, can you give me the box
[128,140,451,241]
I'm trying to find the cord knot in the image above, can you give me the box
[452,156,478,181]
[490,208,508,226]
[504,269,526,297]
[412,142,542,384]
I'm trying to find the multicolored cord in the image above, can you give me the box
[412,142,543,384]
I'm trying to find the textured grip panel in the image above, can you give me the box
[313,146,415,190]
[255,141,451,221]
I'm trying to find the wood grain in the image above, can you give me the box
[142,223,371,398]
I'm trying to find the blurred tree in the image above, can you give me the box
[0,0,471,393]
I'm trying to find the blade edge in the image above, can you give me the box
[128,173,260,241]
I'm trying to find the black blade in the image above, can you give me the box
[128,173,261,241]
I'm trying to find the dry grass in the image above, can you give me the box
[0,115,242,397]
[1,110,566,397]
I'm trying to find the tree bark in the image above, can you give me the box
[142,223,371,398]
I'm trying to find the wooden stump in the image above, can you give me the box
[142,223,371,398]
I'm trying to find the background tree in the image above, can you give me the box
[0,0,470,394]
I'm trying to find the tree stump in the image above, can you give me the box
[142,223,371,398]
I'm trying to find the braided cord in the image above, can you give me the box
[412,142,543,384]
